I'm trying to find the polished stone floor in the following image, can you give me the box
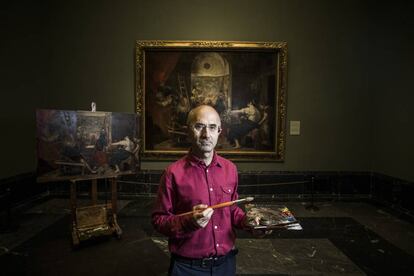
[1,197,414,275]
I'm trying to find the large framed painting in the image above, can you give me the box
[36,109,140,182]
[135,40,287,161]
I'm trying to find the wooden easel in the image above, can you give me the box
[70,176,122,246]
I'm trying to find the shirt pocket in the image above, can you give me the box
[220,185,233,202]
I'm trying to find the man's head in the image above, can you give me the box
[187,105,222,156]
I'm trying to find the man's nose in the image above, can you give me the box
[200,127,211,137]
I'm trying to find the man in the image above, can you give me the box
[152,105,265,276]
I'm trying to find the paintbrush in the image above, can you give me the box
[176,197,254,217]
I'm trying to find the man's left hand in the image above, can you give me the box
[243,216,273,238]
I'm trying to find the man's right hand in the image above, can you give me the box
[192,204,214,228]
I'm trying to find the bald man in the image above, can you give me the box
[152,105,246,275]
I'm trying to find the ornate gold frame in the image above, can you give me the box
[135,40,287,161]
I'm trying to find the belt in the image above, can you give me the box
[171,249,238,268]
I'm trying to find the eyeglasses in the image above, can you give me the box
[192,123,221,133]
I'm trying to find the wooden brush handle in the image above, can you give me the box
[210,201,235,210]
[176,200,235,217]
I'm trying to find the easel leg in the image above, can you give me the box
[70,181,77,221]
[91,179,98,205]
[111,178,117,214]
[70,180,80,246]
[110,178,122,238]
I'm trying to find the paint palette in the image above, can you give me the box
[244,204,302,230]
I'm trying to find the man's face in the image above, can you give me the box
[189,109,221,154]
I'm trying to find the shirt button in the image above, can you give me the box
[214,225,218,229]
[216,243,219,247]
[228,189,231,192]
[206,169,209,173]
[210,188,213,192]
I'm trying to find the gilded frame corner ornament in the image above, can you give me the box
[135,40,287,161]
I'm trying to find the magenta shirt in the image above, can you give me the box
[151,152,246,258]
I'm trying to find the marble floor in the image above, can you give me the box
[1,197,414,275]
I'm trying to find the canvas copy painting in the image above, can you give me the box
[36,109,140,182]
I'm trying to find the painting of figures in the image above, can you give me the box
[36,109,140,182]
[136,41,287,161]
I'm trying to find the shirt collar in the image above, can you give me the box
[186,149,222,168]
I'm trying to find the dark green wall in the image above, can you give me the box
[367,3,414,181]
[1,0,413,181]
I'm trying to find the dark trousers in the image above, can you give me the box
[168,249,238,276]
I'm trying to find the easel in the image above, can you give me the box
[70,176,122,246]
